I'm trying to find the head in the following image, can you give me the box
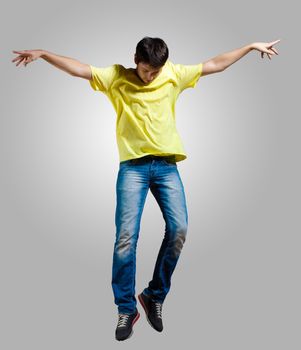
[134,36,169,84]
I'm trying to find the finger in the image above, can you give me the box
[267,41,280,50]
[13,53,28,60]
[15,57,22,66]
[261,52,264,59]
[16,57,25,67]
[23,57,29,66]
[271,39,281,45]
[267,40,281,48]
[14,57,23,65]
[12,55,25,62]
[268,53,272,60]
[16,58,25,67]
[263,48,275,55]
[25,57,31,66]
[14,56,25,64]
[270,47,279,55]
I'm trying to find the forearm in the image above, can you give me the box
[212,43,254,71]
[40,50,84,76]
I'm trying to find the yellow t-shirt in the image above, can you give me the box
[89,59,203,162]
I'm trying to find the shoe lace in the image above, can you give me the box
[154,302,162,319]
[117,314,130,328]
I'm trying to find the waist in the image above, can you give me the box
[127,155,176,164]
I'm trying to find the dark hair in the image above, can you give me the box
[135,36,169,68]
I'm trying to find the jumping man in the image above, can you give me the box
[12,36,280,341]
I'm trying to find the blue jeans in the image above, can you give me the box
[112,156,189,314]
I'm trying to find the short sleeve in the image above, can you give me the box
[172,62,203,92]
[89,64,119,93]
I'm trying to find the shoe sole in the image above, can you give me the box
[138,293,162,332]
[115,311,140,341]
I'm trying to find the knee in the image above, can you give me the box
[115,230,135,258]
[172,226,188,256]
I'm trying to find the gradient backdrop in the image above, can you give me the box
[1,0,299,349]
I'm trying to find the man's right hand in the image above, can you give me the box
[12,49,43,67]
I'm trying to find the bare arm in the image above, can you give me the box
[11,49,92,80]
[201,39,281,76]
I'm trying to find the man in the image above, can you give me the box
[12,36,280,341]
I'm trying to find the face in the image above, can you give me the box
[134,54,163,84]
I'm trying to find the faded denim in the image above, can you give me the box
[112,156,188,314]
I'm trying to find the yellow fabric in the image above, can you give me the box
[89,59,203,162]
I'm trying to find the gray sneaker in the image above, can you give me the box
[115,308,140,341]
[138,292,163,332]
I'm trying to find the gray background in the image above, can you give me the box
[1,0,299,349]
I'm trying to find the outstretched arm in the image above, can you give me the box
[11,49,92,80]
[201,39,281,77]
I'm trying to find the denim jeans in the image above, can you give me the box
[111,155,188,314]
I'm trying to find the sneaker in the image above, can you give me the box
[138,292,163,332]
[115,308,140,341]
